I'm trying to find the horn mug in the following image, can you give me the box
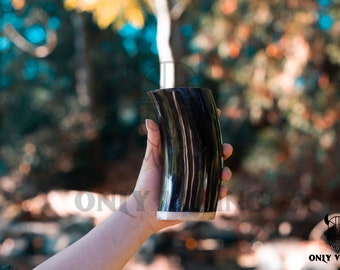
[147,87,223,220]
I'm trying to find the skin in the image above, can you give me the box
[34,118,233,270]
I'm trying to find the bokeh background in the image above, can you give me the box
[1,0,340,269]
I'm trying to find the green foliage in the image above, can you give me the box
[0,0,157,191]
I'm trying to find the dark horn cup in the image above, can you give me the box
[147,87,223,220]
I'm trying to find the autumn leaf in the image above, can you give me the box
[64,0,151,29]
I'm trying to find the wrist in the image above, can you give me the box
[119,194,156,236]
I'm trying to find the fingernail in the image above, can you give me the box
[222,167,232,180]
[219,186,228,199]
[145,119,158,131]
[145,119,150,130]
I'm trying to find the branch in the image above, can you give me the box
[4,8,57,58]
[153,0,174,88]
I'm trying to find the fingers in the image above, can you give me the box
[222,143,233,160]
[222,167,232,181]
[217,108,221,117]
[219,167,232,199]
[145,119,160,148]
[216,107,232,160]
[219,185,228,199]
[219,147,233,199]
[217,108,233,199]
[140,119,162,172]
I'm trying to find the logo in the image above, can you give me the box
[324,213,340,253]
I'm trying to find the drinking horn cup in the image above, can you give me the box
[147,87,223,220]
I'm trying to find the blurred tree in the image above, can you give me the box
[189,0,340,212]
[1,0,340,217]
[1,0,67,174]
[0,0,159,193]
[2,2,340,267]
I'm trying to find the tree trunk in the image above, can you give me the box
[153,0,175,88]
[71,13,96,139]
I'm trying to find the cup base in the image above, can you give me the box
[157,211,216,221]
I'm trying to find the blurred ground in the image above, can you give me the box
[0,175,337,270]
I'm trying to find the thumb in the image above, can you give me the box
[141,119,162,172]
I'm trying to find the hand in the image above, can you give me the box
[132,118,233,233]
[34,117,233,270]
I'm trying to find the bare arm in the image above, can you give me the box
[34,196,155,270]
[34,119,233,269]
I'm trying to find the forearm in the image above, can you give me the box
[34,195,154,270]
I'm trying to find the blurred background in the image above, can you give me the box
[1,0,340,269]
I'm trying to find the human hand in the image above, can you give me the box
[132,118,233,233]
[34,116,232,270]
